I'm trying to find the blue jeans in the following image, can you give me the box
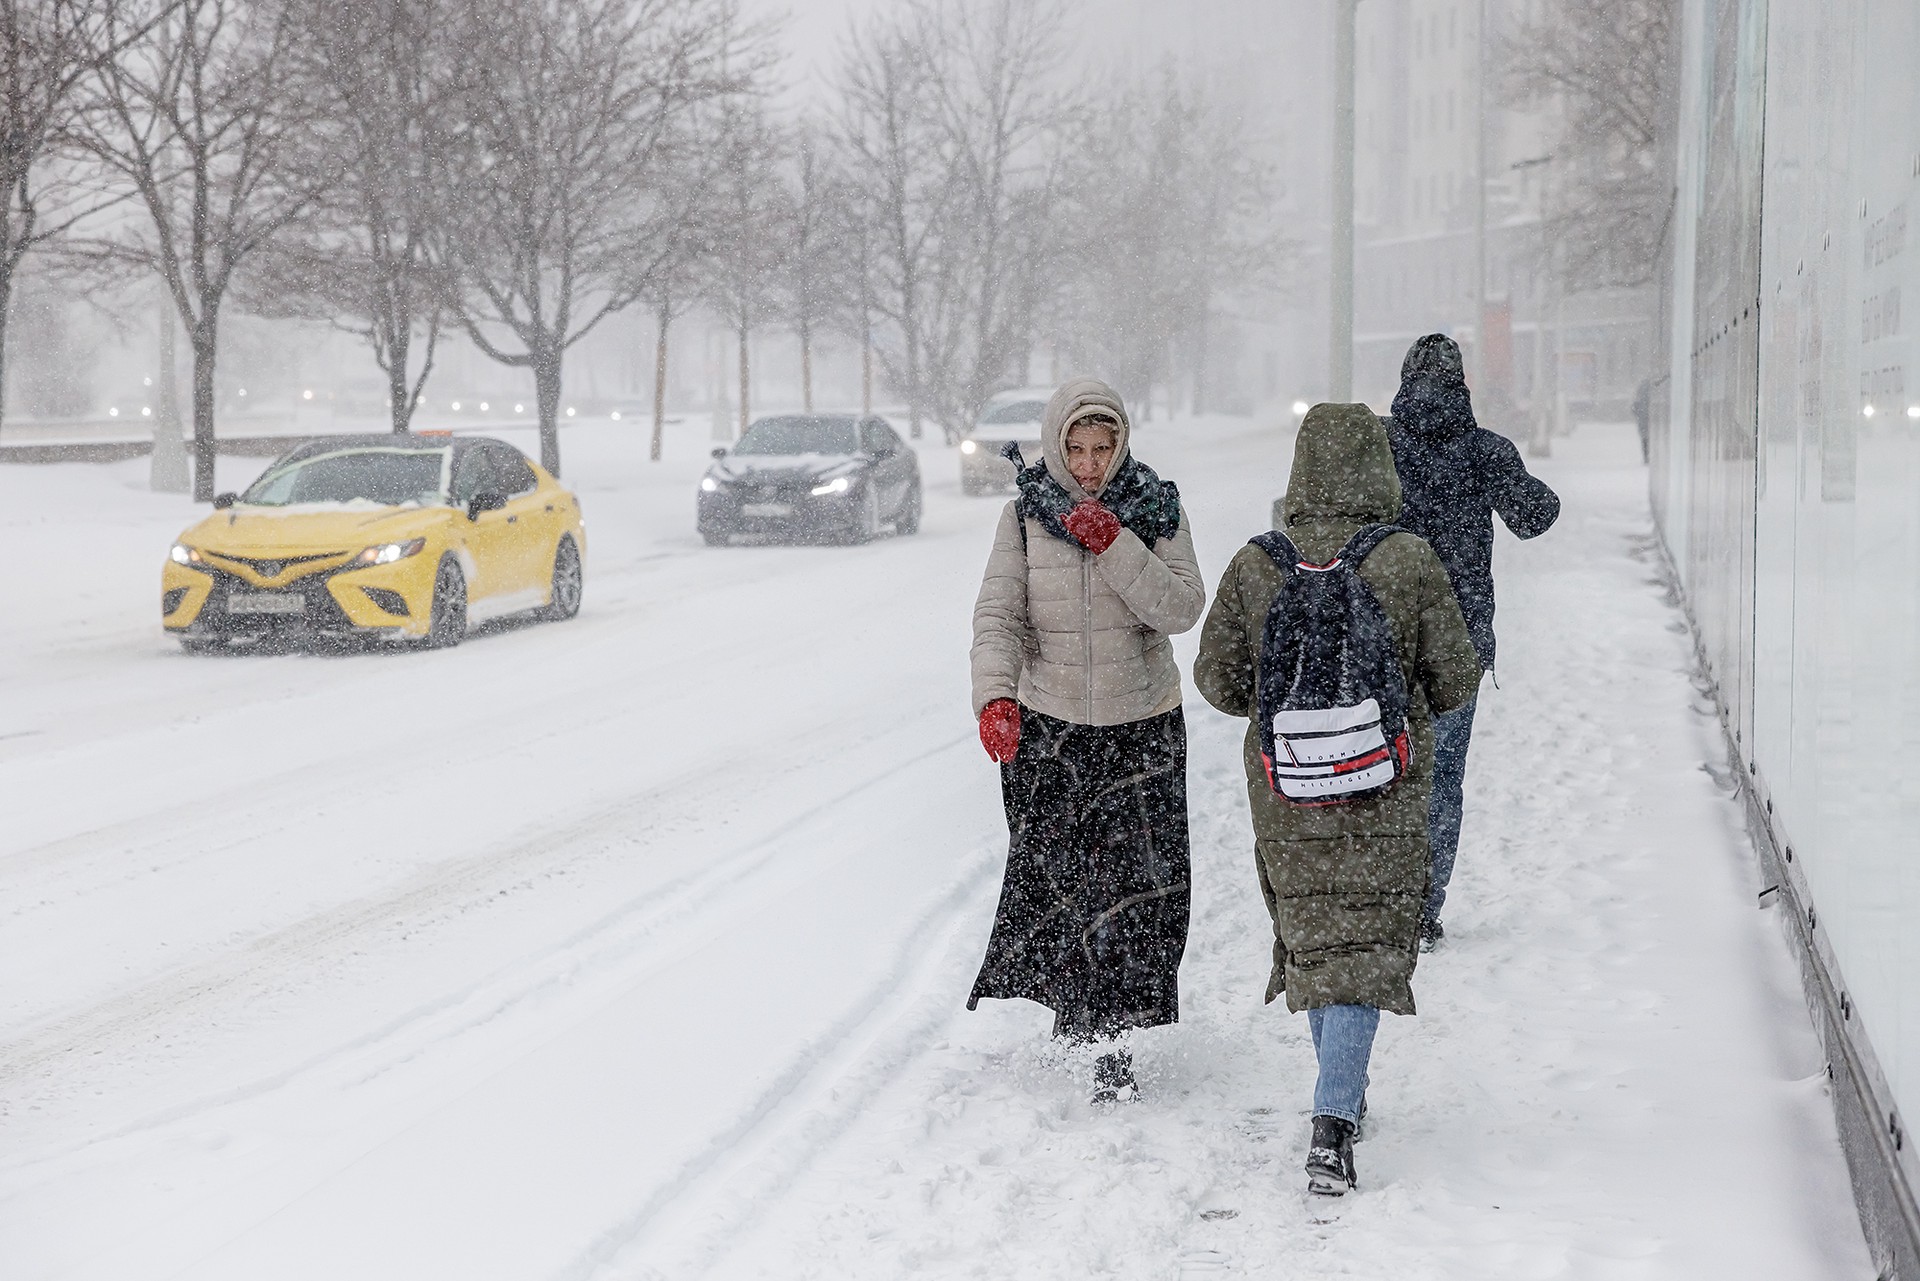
[1425,696,1478,925]
[1308,1004,1379,1124]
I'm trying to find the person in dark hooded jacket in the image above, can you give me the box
[1385,334,1560,949]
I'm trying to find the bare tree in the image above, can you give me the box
[697,99,785,437]
[1053,68,1284,417]
[0,0,146,429]
[442,0,754,477]
[777,120,849,415]
[74,0,325,500]
[247,0,458,433]
[1503,0,1677,290]
[833,12,949,438]
[920,0,1071,434]
[833,0,1074,441]
[640,255,701,461]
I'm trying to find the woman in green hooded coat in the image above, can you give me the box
[1193,402,1480,1194]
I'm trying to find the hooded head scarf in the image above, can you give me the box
[1390,333,1477,440]
[1001,376,1183,547]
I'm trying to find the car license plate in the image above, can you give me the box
[742,502,793,518]
[227,591,304,616]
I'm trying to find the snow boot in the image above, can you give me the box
[1418,917,1445,953]
[1092,1050,1136,1105]
[1305,1115,1358,1196]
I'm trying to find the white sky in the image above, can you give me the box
[738,0,1321,110]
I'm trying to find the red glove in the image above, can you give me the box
[1061,499,1122,554]
[978,698,1020,763]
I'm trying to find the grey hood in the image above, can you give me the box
[1039,377,1131,499]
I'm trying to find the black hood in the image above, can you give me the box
[1391,333,1475,440]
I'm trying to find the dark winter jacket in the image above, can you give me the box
[1193,403,1481,1014]
[1386,334,1560,670]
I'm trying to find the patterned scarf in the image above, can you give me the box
[1002,443,1183,548]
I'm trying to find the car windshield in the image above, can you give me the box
[242,448,448,507]
[735,416,860,455]
[978,400,1047,428]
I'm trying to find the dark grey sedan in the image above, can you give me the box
[697,414,922,546]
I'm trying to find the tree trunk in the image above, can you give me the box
[799,314,813,412]
[190,323,219,501]
[905,328,921,439]
[651,299,669,462]
[0,277,11,433]
[861,328,873,415]
[737,317,750,436]
[533,344,563,476]
[387,328,413,433]
[1191,300,1211,417]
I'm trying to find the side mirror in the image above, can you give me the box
[212,492,238,509]
[467,491,507,521]
[710,446,728,459]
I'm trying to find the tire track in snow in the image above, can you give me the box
[555,842,1003,1281]
[0,732,973,1148]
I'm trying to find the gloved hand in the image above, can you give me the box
[978,698,1020,763]
[1061,499,1122,554]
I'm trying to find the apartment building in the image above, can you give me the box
[1353,0,1651,429]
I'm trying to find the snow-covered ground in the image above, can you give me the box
[0,413,1874,1279]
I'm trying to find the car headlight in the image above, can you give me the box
[353,537,426,566]
[169,543,203,565]
[701,476,720,493]
[810,476,852,496]
[961,439,978,455]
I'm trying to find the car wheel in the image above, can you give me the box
[427,556,467,648]
[544,535,583,621]
[700,528,729,547]
[179,636,224,656]
[850,483,882,544]
[896,480,923,534]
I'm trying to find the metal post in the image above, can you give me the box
[1330,0,1357,402]
[1473,0,1487,384]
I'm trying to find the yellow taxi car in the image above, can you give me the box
[162,434,586,652]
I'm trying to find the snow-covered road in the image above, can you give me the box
[0,415,1873,1278]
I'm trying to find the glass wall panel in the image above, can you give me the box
[1660,0,1920,1146]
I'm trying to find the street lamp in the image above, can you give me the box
[1331,0,1359,402]
[1511,153,1556,457]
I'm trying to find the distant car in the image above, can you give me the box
[959,389,1051,494]
[162,434,586,652]
[698,413,922,545]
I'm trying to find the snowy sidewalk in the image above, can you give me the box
[0,420,1872,1280]
[628,426,1871,1279]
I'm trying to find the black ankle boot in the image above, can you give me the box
[1305,1115,1357,1195]
[1091,1049,1135,1104]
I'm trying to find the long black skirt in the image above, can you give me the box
[967,705,1191,1040]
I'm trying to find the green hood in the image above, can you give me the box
[1282,402,1402,527]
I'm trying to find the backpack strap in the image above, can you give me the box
[1334,523,1405,566]
[1249,530,1302,572]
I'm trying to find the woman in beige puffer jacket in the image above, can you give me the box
[966,377,1205,1102]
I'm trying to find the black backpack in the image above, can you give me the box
[1250,524,1411,806]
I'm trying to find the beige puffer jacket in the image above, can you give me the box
[970,378,1206,727]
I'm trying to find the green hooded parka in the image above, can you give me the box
[1193,403,1481,1014]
